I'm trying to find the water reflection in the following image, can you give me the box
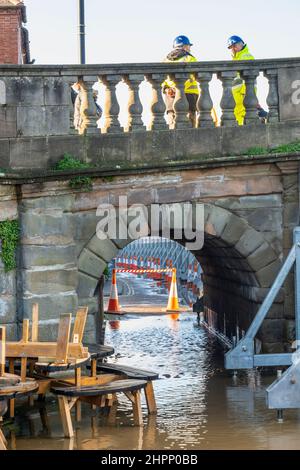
[168,313,180,324]
[108,320,121,330]
[6,313,300,450]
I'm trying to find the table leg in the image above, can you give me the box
[8,359,15,419]
[144,382,157,415]
[91,359,97,377]
[107,393,117,426]
[90,359,97,411]
[75,368,82,422]
[58,396,74,439]
[132,390,143,427]
[21,357,27,382]
[0,428,7,450]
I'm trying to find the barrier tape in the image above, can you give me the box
[115,268,173,274]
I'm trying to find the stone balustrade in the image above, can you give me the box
[0,58,300,139]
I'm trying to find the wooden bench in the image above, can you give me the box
[88,363,158,415]
[51,379,147,438]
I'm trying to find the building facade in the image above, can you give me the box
[0,0,31,64]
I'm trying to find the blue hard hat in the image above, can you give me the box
[227,35,245,49]
[173,35,193,48]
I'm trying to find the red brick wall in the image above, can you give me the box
[0,7,23,64]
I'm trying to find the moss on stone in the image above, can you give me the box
[54,153,93,191]
[0,220,20,272]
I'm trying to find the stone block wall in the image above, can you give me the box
[17,194,82,341]
[0,158,298,351]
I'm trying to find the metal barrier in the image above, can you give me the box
[225,227,300,410]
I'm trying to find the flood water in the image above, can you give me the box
[5,276,300,450]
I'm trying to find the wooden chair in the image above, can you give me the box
[34,312,90,422]
[71,307,88,421]
[71,307,88,344]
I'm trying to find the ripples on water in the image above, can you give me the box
[7,313,300,450]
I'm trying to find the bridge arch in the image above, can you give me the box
[77,203,283,352]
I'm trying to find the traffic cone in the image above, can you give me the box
[106,269,121,313]
[166,269,180,312]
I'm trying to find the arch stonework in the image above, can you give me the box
[3,160,297,350]
[77,203,284,352]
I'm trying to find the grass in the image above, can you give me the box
[245,141,300,156]
[269,142,300,154]
[54,153,93,191]
[244,147,269,156]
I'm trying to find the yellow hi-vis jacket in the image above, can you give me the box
[231,45,255,125]
[162,49,199,95]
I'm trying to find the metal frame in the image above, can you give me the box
[225,227,300,370]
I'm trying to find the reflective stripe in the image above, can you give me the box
[162,51,199,94]
[233,78,244,86]
[232,83,244,90]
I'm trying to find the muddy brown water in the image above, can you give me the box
[4,313,300,450]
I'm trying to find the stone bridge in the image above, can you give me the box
[0,58,300,352]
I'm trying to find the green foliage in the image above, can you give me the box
[0,220,20,272]
[244,141,300,157]
[54,153,91,171]
[270,142,300,154]
[102,175,115,182]
[68,176,93,191]
[103,266,109,278]
[54,153,93,191]
[245,147,268,156]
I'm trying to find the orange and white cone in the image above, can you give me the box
[106,269,122,313]
[166,268,180,313]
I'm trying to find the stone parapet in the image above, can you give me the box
[0,58,299,156]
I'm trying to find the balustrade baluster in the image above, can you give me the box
[173,73,192,129]
[242,69,259,125]
[218,71,237,127]
[66,77,81,135]
[197,72,214,128]
[264,69,279,123]
[100,74,122,134]
[146,74,168,131]
[78,76,99,135]
[124,74,145,132]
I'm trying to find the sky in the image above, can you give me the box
[25,0,300,65]
[23,0,300,124]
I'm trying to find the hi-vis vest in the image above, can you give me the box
[163,50,199,95]
[232,45,255,93]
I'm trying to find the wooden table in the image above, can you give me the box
[0,378,39,451]
[6,309,90,417]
